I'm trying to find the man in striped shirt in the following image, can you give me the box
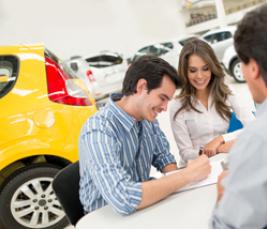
[79,55,211,215]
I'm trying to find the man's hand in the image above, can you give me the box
[203,136,224,157]
[137,155,210,210]
[185,155,211,182]
[216,170,228,203]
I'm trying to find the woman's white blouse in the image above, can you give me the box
[170,90,255,165]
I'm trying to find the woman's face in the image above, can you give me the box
[187,54,211,92]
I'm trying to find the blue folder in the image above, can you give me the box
[227,112,243,133]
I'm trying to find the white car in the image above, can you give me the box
[222,45,245,83]
[63,57,96,94]
[201,26,236,62]
[85,52,128,100]
[132,41,183,68]
[65,52,128,100]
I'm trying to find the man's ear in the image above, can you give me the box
[250,58,260,80]
[136,79,147,94]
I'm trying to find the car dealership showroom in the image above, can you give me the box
[0,0,266,228]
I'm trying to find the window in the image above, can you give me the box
[0,56,19,98]
[138,46,151,54]
[213,31,232,42]
[204,31,233,44]
[133,42,174,61]
[86,54,123,68]
[221,31,232,40]
[203,34,213,43]
[161,42,174,49]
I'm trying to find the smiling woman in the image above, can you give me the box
[169,38,255,166]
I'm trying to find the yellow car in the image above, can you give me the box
[0,44,97,229]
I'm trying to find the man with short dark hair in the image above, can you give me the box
[79,55,211,215]
[211,4,267,229]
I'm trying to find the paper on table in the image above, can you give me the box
[174,160,223,193]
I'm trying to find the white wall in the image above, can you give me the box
[0,0,186,59]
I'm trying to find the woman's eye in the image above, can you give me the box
[189,69,196,73]
[203,66,209,71]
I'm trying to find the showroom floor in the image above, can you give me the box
[65,74,254,229]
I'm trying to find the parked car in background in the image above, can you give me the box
[0,44,97,229]
[64,56,97,97]
[66,51,128,100]
[222,45,245,83]
[201,26,236,62]
[132,41,183,68]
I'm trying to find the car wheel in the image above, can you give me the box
[0,164,68,229]
[231,59,246,83]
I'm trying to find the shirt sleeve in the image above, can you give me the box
[222,89,255,142]
[151,120,177,171]
[211,132,267,229]
[170,111,200,164]
[80,124,142,215]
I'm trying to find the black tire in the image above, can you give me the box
[0,164,69,229]
[230,59,246,83]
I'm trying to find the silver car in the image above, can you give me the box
[65,52,128,100]
[131,41,183,68]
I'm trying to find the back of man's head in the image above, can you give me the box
[234,4,267,85]
[122,55,181,96]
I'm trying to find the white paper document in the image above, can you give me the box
[176,160,223,192]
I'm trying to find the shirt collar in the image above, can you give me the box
[192,92,213,110]
[256,98,267,117]
[107,93,137,132]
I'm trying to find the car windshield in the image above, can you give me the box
[86,54,123,68]
[137,42,173,57]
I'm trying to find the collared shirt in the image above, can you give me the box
[170,88,255,165]
[79,94,176,215]
[211,99,267,229]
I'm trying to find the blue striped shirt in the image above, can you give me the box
[79,94,176,215]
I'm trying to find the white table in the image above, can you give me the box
[76,184,216,229]
[76,154,226,229]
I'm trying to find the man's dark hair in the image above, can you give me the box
[122,55,181,96]
[234,3,267,85]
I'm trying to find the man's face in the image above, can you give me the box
[137,76,176,122]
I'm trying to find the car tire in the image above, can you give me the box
[230,59,246,83]
[0,164,69,229]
